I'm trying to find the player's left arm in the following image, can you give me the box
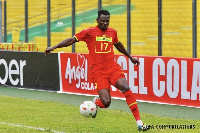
[114,42,140,66]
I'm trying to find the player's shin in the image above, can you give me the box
[123,89,141,121]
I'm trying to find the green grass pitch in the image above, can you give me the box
[0,87,200,132]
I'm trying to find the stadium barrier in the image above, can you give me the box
[1,51,200,108]
[0,51,59,91]
[58,53,200,108]
[0,43,39,52]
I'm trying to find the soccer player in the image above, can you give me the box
[45,10,149,131]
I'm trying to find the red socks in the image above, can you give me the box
[95,99,107,108]
[95,89,141,121]
[123,89,141,121]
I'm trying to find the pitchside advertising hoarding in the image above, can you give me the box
[0,51,60,91]
[58,53,200,108]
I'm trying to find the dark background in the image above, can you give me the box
[0,51,59,91]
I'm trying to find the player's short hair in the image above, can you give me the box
[98,10,110,19]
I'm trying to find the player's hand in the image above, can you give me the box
[130,57,140,66]
[45,47,55,56]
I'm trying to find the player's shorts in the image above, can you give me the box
[91,63,125,91]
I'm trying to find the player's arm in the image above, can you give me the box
[114,41,140,66]
[45,37,76,55]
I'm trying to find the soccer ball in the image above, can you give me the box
[80,101,97,117]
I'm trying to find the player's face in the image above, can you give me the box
[97,14,110,31]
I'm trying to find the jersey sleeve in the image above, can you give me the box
[113,30,119,44]
[73,29,89,42]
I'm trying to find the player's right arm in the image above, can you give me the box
[45,37,76,55]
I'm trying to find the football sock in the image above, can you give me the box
[95,99,107,108]
[123,89,141,121]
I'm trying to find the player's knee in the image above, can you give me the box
[125,85,130,91]
[101,99,111,107]
[121,85,130,93]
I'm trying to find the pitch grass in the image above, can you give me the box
[0,95,199,133]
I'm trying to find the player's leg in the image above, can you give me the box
[93,77,111,108]
[109,64,140,120]
[115,78,141,121]
[92,75,111,108]
[96,88,111,108]
[115,78,149,131]
[92,89,111,118]
[110,64,149,131]
[92,77,111,118]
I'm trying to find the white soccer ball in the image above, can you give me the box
[80,101,97,117]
